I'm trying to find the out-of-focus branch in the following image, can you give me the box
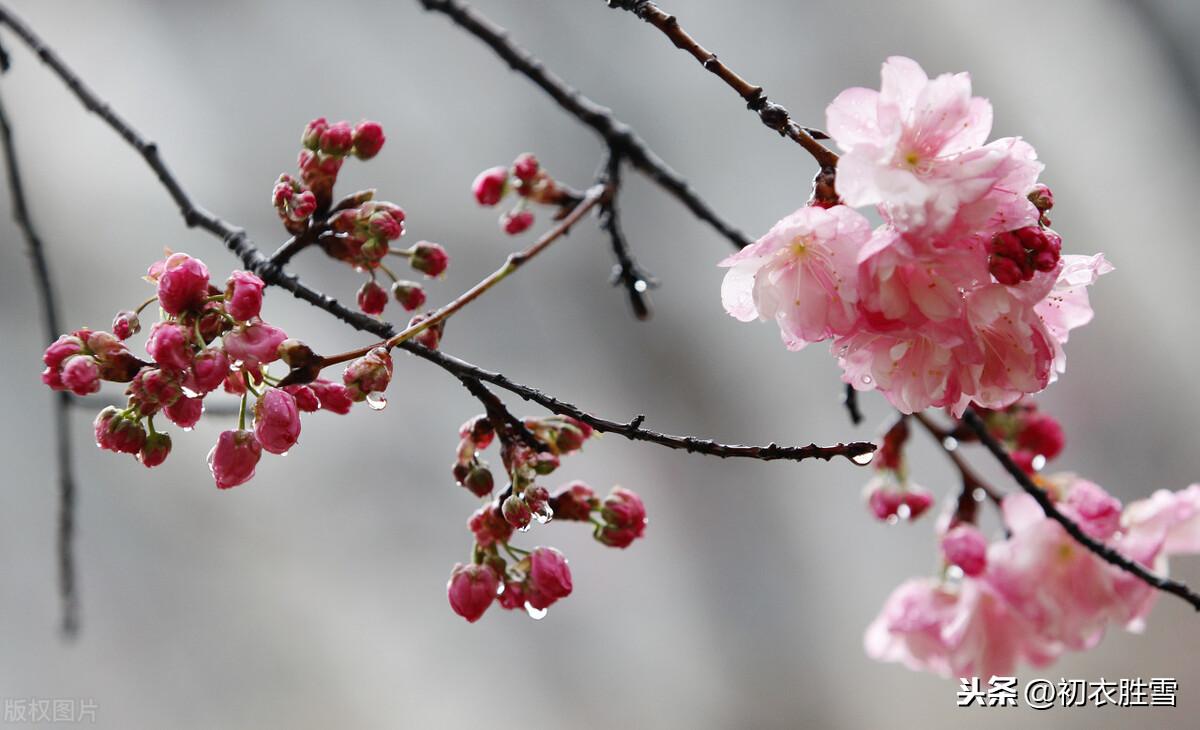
[0,88,79,638]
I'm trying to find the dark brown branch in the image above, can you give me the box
[597,149,657,320]
[417,0,752,250]
[0,89,79,638]
[842,383,862,426]
[457,376,542,453]
[911,411,1002,522]
[961,408,1200,611]
[604,0,839,169]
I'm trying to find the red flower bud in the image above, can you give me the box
[208,429,262,489]
[472,166,509,206]
[511,153,539,182]
[352,120,386,160]
[138,430,172,468]
[253,388,302,455]
[500,209,534,235]
[225,270,265,322]
[391,280,426,311]
[112,311,141,340]
[446,563,499,623]
[356,279,389,316]
[409,241,449,277]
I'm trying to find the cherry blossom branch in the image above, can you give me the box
[597,149,658,320]
[416,0,752,250]
[960,409,1200,611]
[0,87,79,638]
[0,1,871,457]
[911,411,1001,510]
[308,183,609,373]
[603,0,839,170]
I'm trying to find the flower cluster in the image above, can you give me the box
[472,153,573,235]
[39,252,377,487]
[446,412,647,622]
[720,57,1111,415]
[978,399,1065,474]
[866,477,1200,679]
[863,417,933,523]
[272,118,449,317]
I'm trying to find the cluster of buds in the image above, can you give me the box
[978,399,1066,474]
[273,118,450,318]
[40,252,369,486]
[985,184,1059,286]
[446,412,646,622]
[863,417,933,522]
[472,153,573,235]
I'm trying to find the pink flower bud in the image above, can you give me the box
[468,505,514,548]
[284,384,320,412]
[500,210,534,235]
[551,481,598,521]
[352,120,386,160]
[391,280,426,311]
[903,487,934,520]
[502,493,533,529]
[459,464,495,498]
[60,356,101,396]
[473,166,510,206]
[941,525,988,577]
[43,335,83,370]
[253,388,301,455]
[512,153,539,182]
[528,547,572,608]
[458,415,494,449]
[1016,412,1065,461]
[598,486,647,548]
[112,311,141,340]
[1027,183,1054,212]
[291,190,317,220]
[988,255,1025,286]
[554,422,588,454]
[208,429,263,489]
[319,120,353,156]
[407,313,444,350]
[145,322,193,371]
[223,321,288,369]
[188,347,230,394]
[127,367,182,415]
[367,210,403,241]
[868,485,903,521]
[498,580,527,611]
[225,270,265,322]
[356,280,389,315]
[343,347,393,401]
[446,563,499,623]
[301,117,328,150]
[138,431,172,468]
[310,378,354,415]
[409,241,449,277]
[155,253,210,315]
[164,395,204,429]
[531,451,559,476]
[94,407,147,455]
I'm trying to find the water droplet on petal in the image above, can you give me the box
[524,602,547,620]
[972,487,986,502]
[1032,454,1047,471]
[860,375,873,385]
[633,280,648,293]
[942,436,959,451]
[533,503,554,525]
[896,503,912,520]
[518,524,530,533]
[945,565,965,581]
[851,451,875,466]
[365,391,387,411]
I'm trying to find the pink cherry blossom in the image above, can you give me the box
[188,348,230,394]
[1123,484,1200,557]
[164,395,204,429]
[208,429,263,489]
[1035,253,1114,379]
[941,525,988,577]
[310,378,354,415]
[720,205,871,350]
[253,388,301,455]
[60,356,100,396]
[826,56,1042,241]
[597,486,647,548]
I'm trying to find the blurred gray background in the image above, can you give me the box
[2,1,1199,728]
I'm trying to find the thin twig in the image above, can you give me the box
[911,411,1001,508]
[0,89,79,638]
[597,149,657,320]
[416,0,752,250]
[604,0,838,169]
[842,383,862,426]
[961,408,1200,611]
